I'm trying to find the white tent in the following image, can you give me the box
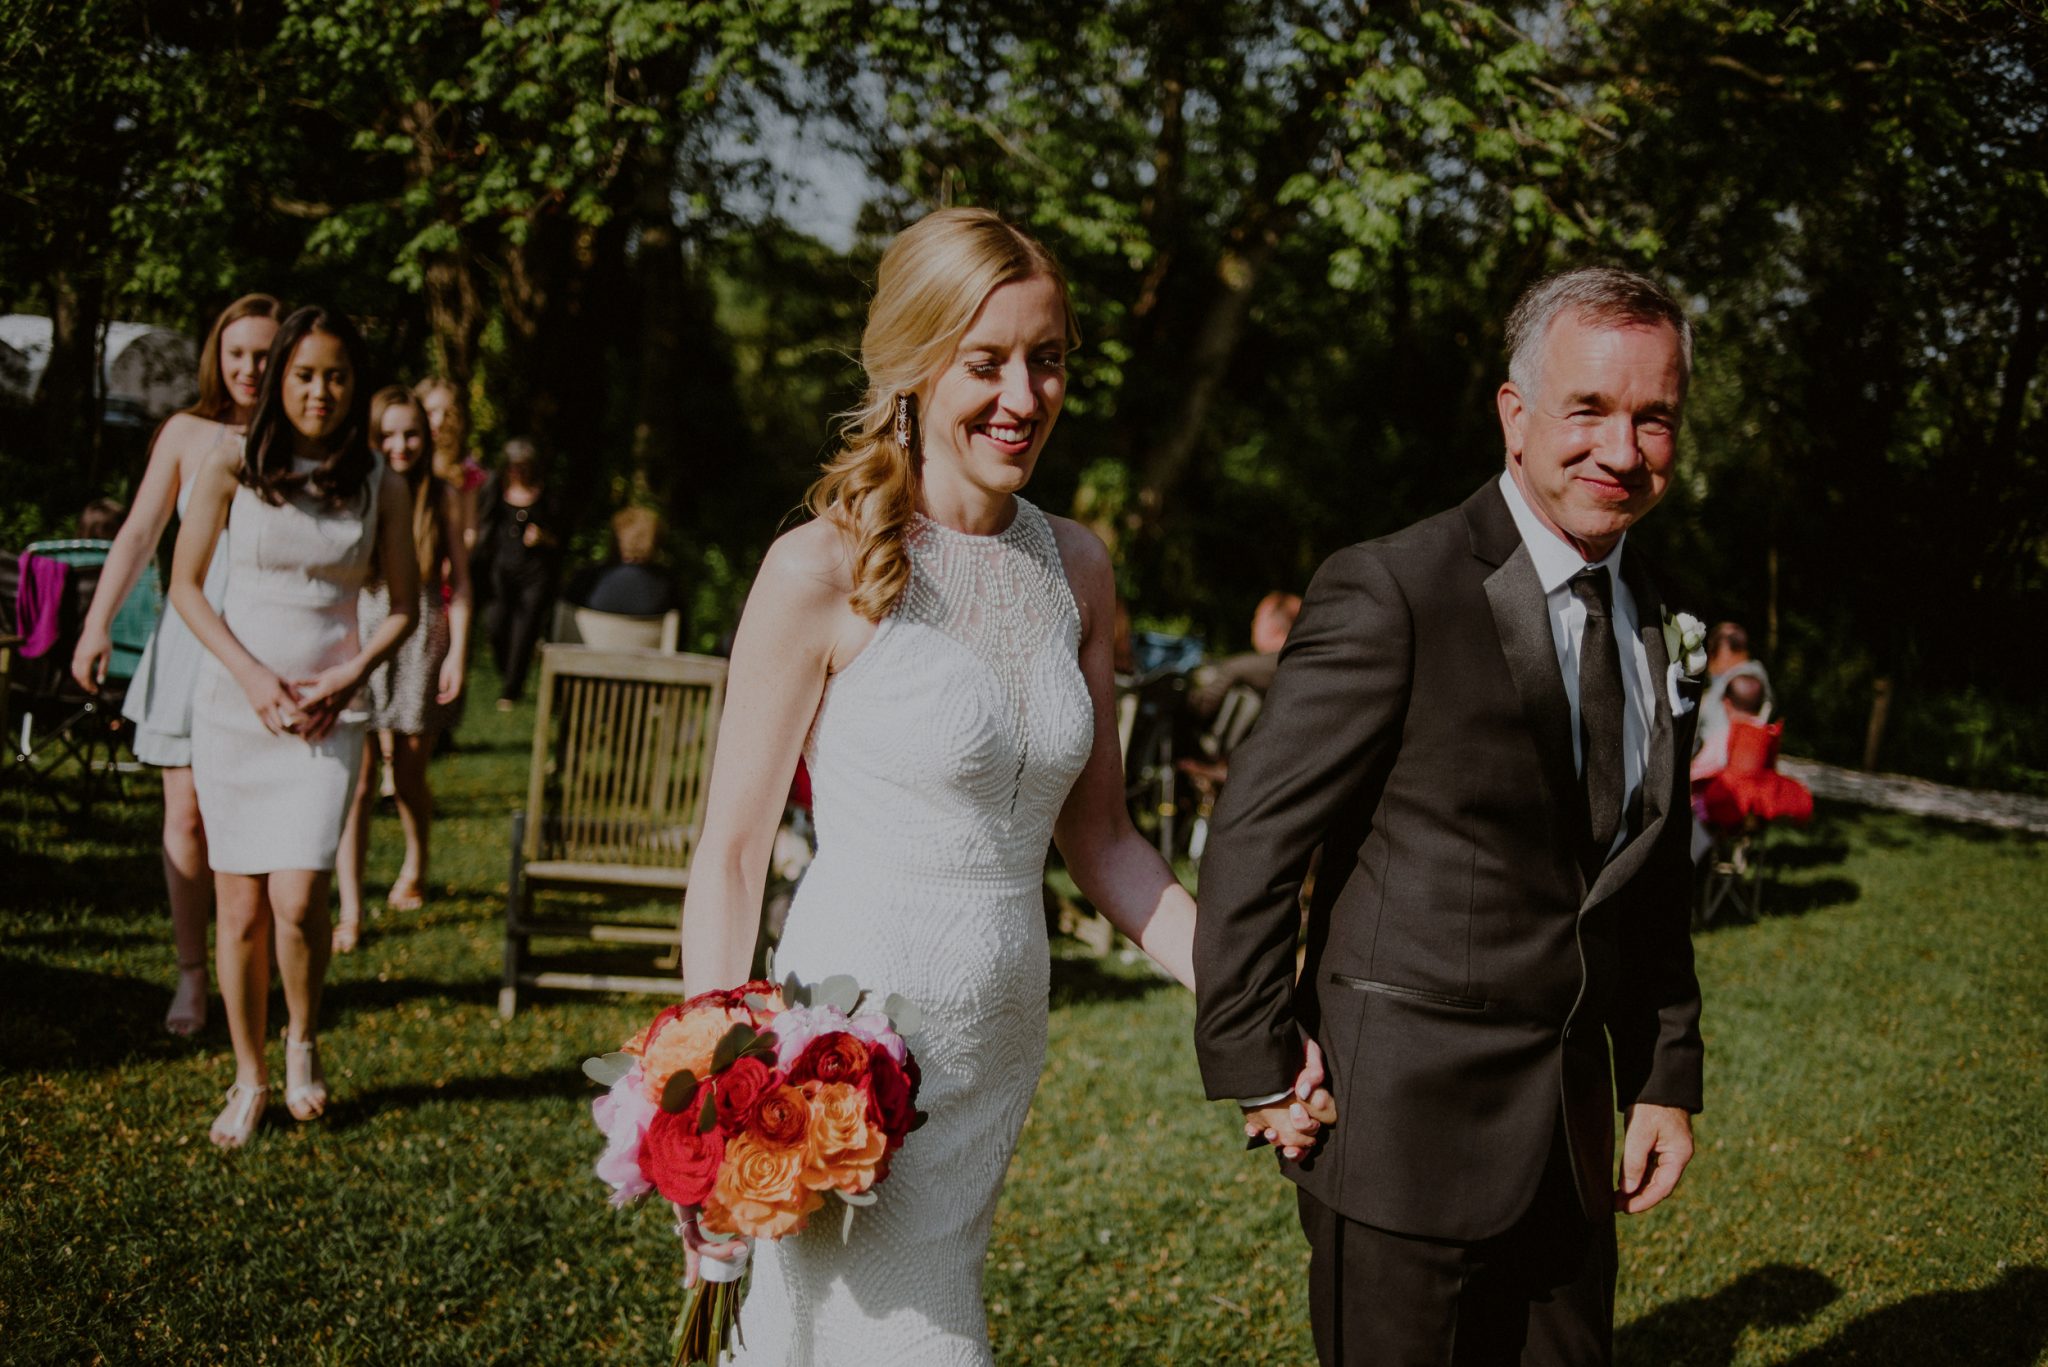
[0,314,200,422]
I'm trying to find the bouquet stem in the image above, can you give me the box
[671,1254,747,1366]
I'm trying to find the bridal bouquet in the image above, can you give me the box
[587,974,925,1365]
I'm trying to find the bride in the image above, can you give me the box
[677,207,1328,1364]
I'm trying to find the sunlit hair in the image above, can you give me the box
[240,306,373,510]
[613,506,660,564]
[806,207,1080,622]
[1505,266,1692,398]
[370,384,444,586]
[185,293,285,422]
[412,375,469,486]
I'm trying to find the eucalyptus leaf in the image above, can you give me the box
[697,1087,719,1134]
[838,1188,878,1207]
[581,1051,635,1088]
[815,974,861,1014]
[742,1030,780,1062]
[841,1201,857,1244]
[882,993,925,1036]
[711,1023,757,1073]
[782,972,810,1007]
[659,1069,698,1113]
[743,992,776,1014]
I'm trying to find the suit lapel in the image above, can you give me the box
[1470,487,1581,835]
[1582,548,1674,910]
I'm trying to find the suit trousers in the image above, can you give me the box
[1298,1120,1616,1367]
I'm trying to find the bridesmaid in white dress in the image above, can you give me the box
[170,306,420,1149]
[677,209,1330,1365]
[69,294,283,1037]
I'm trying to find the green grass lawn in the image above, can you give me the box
[3,680,2044,1365]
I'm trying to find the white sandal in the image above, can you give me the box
[210,1081,269,1149]
[284,1034,328,1121]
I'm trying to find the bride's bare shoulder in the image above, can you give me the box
[757,516,857,608]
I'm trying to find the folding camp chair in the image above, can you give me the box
[500,643,728,1017]
[2,541,153,812]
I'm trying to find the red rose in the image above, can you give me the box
[787,1032,870,1087]
[641,1108,726,1207]
[713,1057,774,1133]
[862,1050,919,1144]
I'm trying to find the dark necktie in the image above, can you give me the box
[1571,566,1625,875]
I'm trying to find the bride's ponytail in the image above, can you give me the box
[807,208,1079,622]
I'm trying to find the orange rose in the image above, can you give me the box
[751,1084,812,1150]
[704,1132,823,1240]
[638,1007,732,1104]
[801,1081,888,1194]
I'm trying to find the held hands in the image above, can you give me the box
[1242,1038,1339,1160]
[289,662,365,743]
[238,668,308,738]
[70,626,113,694]
[1614,1102,1694,1215]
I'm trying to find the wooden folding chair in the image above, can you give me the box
[500,644,727,1017]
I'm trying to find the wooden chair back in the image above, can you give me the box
[521,644,727,886]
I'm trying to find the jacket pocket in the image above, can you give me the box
[1328,972,1486,1012]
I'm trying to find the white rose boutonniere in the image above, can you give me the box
[1663,609,1708,679]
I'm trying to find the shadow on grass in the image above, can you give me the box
[1619,1264,2048,1367]
[1618,1264,1838,1366]
[324,976,500,1016]
[1047,952,1175,1008]
[0,958,194,1071]
[324,1068,589,1130]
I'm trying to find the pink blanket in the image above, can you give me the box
[14,551,69,659]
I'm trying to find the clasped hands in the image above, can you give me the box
[239,661,362,741]
[1241,1038,1338,1160]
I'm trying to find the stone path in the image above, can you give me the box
[1779,757,2048,837]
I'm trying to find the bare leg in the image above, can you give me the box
[211,872,273,1146]
[161,766,214,1034]
[377,728,397,797]
[270,868,333,1119]
[334,743,378,951]
[387,730,434,907]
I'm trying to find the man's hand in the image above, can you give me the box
[1242,1039,1338,1159]
[1614,1102,1693,1214]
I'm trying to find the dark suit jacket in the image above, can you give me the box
[1193,479,1704,1242]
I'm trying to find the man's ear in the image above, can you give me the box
[1496,381,1527,458]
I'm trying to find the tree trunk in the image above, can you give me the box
[38,263,104,479]
[403,99,485,410]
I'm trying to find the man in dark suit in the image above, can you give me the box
[1194,266,1706,1366]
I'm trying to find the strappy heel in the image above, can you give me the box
[284,1033,328,1121]
[165,961,208,1036]
[210,1081,269,1149]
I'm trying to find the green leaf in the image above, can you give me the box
[697,1086,719,1135]
[742,1031,779,1063]
[582,1051,635,1088]
[712,1023,757,1073]
[815,974,860,1014]
[742,992,776,1014]
[659,1070,699,1113]
[882,993,924,1037]
[782,972,810,1007]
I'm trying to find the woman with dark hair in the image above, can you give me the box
[170,306,419,1148]
[475,437,564,706]
[334,386,472,948]
[71,292,283,1037]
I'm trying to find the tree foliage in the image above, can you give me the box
[1,0,2042,790]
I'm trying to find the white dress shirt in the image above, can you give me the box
[1497,468,1656,855]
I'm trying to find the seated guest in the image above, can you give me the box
[1187,590,1302,720]
[1692,671,1813,839]
[566,506,681,618]
[1696,620,1775,758]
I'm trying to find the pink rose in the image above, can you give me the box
[592,1066,658,1208]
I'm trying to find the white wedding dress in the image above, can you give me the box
[733,497,1095,1366]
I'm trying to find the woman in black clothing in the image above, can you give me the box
[475,438,563,707]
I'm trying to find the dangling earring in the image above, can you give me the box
[895,393,915,455]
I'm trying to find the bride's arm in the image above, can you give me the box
[679,523,852,997]
[1048,521,1197,990]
